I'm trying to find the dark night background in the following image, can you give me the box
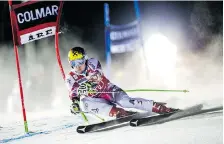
[0,1,222,50]
[0,1,222,112]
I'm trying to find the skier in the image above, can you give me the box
[65,47,177,118]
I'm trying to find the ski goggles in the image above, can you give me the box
[70,58,85,67]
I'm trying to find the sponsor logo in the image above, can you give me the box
[84,103,88,110]
[110,27,139,41]
[77,77,88,84]
[129,99,143,105]
[91,108,99,114]
[111,43,136,53]
[74,75,78,80]
[20,26,55,44]
[89,62,96,70]
[66,79,71,84]
[17,5,59,24]
[95,81,104,90]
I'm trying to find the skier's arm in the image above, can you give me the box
[65,75,81,101]
[95,60,103,76]
[87,60,103,82]
[66,75,85,115]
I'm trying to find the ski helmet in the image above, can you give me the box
[68,47,87,68]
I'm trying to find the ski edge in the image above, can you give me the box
[76,111,152,133]
[130,105,223,127]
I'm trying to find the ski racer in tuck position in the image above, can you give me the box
[65,47,177,118]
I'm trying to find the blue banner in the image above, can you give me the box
[109,20,141,53]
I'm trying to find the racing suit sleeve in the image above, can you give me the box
[95,60,103,75]
[65,74,88,101]
[87,59,104,83]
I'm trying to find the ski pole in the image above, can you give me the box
[79,111,105,122]
[88,111,105,122]
[75,100,89,124]
[124,89,189,93]
[80,112,89,124]
[76,95,104,123]
[88,89,189,94]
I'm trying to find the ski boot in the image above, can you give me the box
[152,101,179,114]
[109,106,136,118]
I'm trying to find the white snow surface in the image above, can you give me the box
[0,106,223,144]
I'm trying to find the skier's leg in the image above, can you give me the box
[79,96,128,117]
[115,91,154,112]
[109,85,174,114]
[79,96,112,116]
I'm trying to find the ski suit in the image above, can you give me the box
[65,58,154,116]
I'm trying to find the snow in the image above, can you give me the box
[0,108,222,144]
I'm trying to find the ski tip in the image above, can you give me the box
[130,119,139,127]
[76,126,87,134]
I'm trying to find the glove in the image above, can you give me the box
[70,97,80,115]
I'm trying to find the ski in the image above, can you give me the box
[76,104,211,133]
[130,104,222,127]
[130,110,179,127]
[130,104,203,127]
[76,111,152,133]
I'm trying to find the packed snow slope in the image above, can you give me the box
[0,106,223,144]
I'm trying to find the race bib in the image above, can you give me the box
[77,83,88,96]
